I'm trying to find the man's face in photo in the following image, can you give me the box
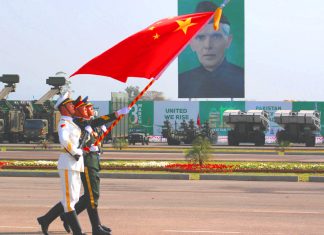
[190,23,232,72]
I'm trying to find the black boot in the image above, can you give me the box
[60,195,88,233]
[37,202,64,235]
[97,213,112,233]
[65,210,87,235]
[87,207,111,235]
[60,213,71,233]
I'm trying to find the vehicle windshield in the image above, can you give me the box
[24,120,45,129]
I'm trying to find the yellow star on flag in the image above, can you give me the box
[153,33,160,40]
[175,18,197,34]
[148,26,155,31]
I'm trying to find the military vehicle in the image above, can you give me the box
[274,110,320,147]
[223,110,269,146]
[128,127,149,145]
[161,119,218,145]
[128,132,149,145]
[23,76,66,143]
[0,74,25,143]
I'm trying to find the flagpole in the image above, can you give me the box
[94,78,156,146]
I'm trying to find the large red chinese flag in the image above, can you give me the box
[70,12,214,82]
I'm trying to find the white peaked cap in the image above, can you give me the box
[54,92,71,109]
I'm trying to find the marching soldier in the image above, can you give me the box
[37,93,87,235]
[61,96,129,235]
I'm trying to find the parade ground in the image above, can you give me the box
[1,177,324,235]
[3,150,324,162]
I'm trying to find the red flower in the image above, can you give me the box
[0,161,9,169]
[165,163,234,172]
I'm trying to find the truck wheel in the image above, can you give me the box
[228,131,234,146]
[228,131,238,146]
[255,132,265,146]
[306,136,315,147]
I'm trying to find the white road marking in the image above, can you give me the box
[0,225,37,229]
[163,230,241,234]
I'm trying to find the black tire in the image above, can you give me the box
[228,130,238,146]
[276,130,287,145]
[305,135,315,147]
[255,132,265,146]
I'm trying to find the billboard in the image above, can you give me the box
[129,101,154,135]
[178,0,245,98]
[153,101,199,135]
[245,101,292,143]
[199,101,245,136]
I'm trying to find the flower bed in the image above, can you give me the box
[165,163,234,173]
[1,160,324,173]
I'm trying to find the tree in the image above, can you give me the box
[125,86,140,100]
[184,136,212,166]
[124,86,166,101]
[141,91,166,101]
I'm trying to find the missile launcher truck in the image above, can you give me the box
[223,110,270,146]
[274,110,320,147]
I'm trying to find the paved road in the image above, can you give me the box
[1,177,324,234]
[2,150,324,162]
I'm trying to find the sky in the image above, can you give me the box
[1,0,324,101]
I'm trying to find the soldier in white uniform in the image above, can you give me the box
[37,93,87,235]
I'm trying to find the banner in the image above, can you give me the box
[153,101,199,135]
[199,101,245,136]
[129,101,154,135]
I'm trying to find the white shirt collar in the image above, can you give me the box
[61,115,73,122]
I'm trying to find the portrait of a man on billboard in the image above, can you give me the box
[178,0,244,98]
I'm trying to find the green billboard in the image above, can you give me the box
[128,101,154,135]
[199,101,245,135]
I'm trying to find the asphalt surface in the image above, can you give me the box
[1,177,324,234]
[2,150,324,162]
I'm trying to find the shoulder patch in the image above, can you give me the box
[101,116,110,121]
[60,124,66,128]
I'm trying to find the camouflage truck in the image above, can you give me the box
[0,75,24,143]
[23,76,65,143]
[0,101,25,143]
[23,119,48,143]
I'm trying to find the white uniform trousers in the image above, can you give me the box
[59,169,81,212]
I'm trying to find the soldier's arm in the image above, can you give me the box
[73,118,89,130]
[89,112,118,127]
[89,106,130,128]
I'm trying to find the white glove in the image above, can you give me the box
[116,107,130,116]
[101,125,107,132]
[76,148,83,156]
[90,144,99,152]
[85,125,93,134]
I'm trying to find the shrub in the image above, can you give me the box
[184,136,212,166]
